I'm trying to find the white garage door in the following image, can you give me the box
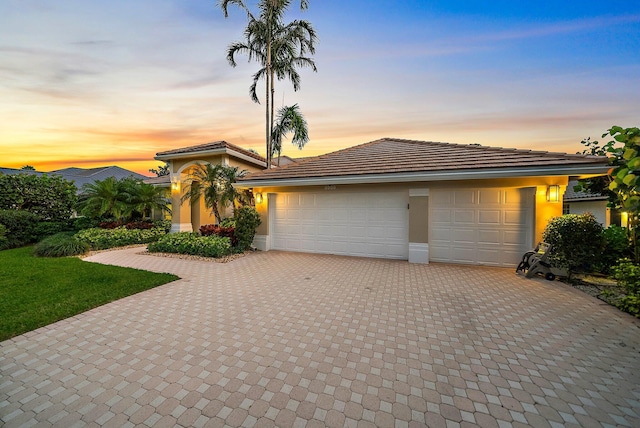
[271,191,408,259]
[430,188,534,267]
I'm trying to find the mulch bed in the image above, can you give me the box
[568,273,625,307]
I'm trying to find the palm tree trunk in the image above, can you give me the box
[270,66,276,166]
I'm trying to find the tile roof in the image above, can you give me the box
[563,179,607,201]
[155,141,266,164]
[239,138,609,183]
[144,175,171,186]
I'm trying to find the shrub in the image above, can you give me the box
[219,218,236,228]
[125,221,154,230]
[0,224,8,250]
[611,259,640,317]
[73,216,101,231]
[200,224,238,246]
[594,226,632,273]
[542,213,604,275]
[0,173,77,221]
[33,221,73,241]
[75,226,166,250]
[99,221,122,229]
[33,232,89,257]
[234,206,261,251]
[148,232,231,258]
[153,219,172,233]
[0,209,40,248]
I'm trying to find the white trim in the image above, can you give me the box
[252,235,269,251]
[237,164,608,188]
[409,188,429,197]
[170,223,193,233]
[408,243,429,264]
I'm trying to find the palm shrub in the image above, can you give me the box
[148,233,231,258]
[33,232,89,257]
[542,213,604,276]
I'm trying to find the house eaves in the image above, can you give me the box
[236,164,610,189]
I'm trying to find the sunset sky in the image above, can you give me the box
[1,0,639,176]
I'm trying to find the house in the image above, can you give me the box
[563,178,620,227]
[154,141,267,232]
[0,165,148,193]
[159,138,609,267]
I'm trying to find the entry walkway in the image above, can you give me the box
[1,247,639,427]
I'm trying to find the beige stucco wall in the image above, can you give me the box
[568,200,610,226]
[168,154,265,231]
[249,175,567,244]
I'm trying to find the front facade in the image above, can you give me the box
[237,139,609,267]
[155,141,266,233]
[158,138,609,267]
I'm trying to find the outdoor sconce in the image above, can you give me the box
[254,192,263,204]
[621,212,629,228]
[171,178,180,192]
[547,185,560,203]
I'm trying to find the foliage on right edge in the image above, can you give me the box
[611,259,640,317]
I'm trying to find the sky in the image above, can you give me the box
[1,0,639,176]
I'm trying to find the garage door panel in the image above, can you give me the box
[454,210,475,223]
[271,192,408,259]
[478,210,501,224]
[478,189,502,204]
[430,188,534,267]
[453,190,476,205]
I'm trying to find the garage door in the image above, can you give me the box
[429,188,534,267]
[271,191,408,259]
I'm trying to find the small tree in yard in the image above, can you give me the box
[542,213,604,278]
[0,173,77,221]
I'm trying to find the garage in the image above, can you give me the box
[270,191,408,259]
[429,188,535,267]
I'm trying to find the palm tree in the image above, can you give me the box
[129,182,171,219]
[220,0,317,167]
[271,104,309,164]
[77,177,132,220]
[181,163,249,224]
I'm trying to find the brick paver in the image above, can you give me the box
[1,247,639,426]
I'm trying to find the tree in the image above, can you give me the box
[20,165,36,171]
[149,162,170,177]
[77,177,133,221]
[129,182,171,219]
[0,173,77,221]
[577,126,640,262]
[181,163,249,224]
[221,0,317,167]
[271,104,309,164]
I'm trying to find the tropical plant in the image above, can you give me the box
[611,259,640,317]
[0,173,77,221]
[77,177,132,221]
[75,226,166,250]
[221,0,317,167]
[542,213,605,277]
[149,162,170,177]
[33,232,89,257]
[181,163,248,224]
[20,165,36,170]
[148,232,232,258]
[129,182,171,220]
[271,103,309,164]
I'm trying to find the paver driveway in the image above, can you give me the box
[1,247,639,427]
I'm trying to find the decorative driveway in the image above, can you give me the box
[1,248,639,427]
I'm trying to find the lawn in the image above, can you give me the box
[0,246,179,341]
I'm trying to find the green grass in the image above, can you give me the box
[0,246,179,341]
